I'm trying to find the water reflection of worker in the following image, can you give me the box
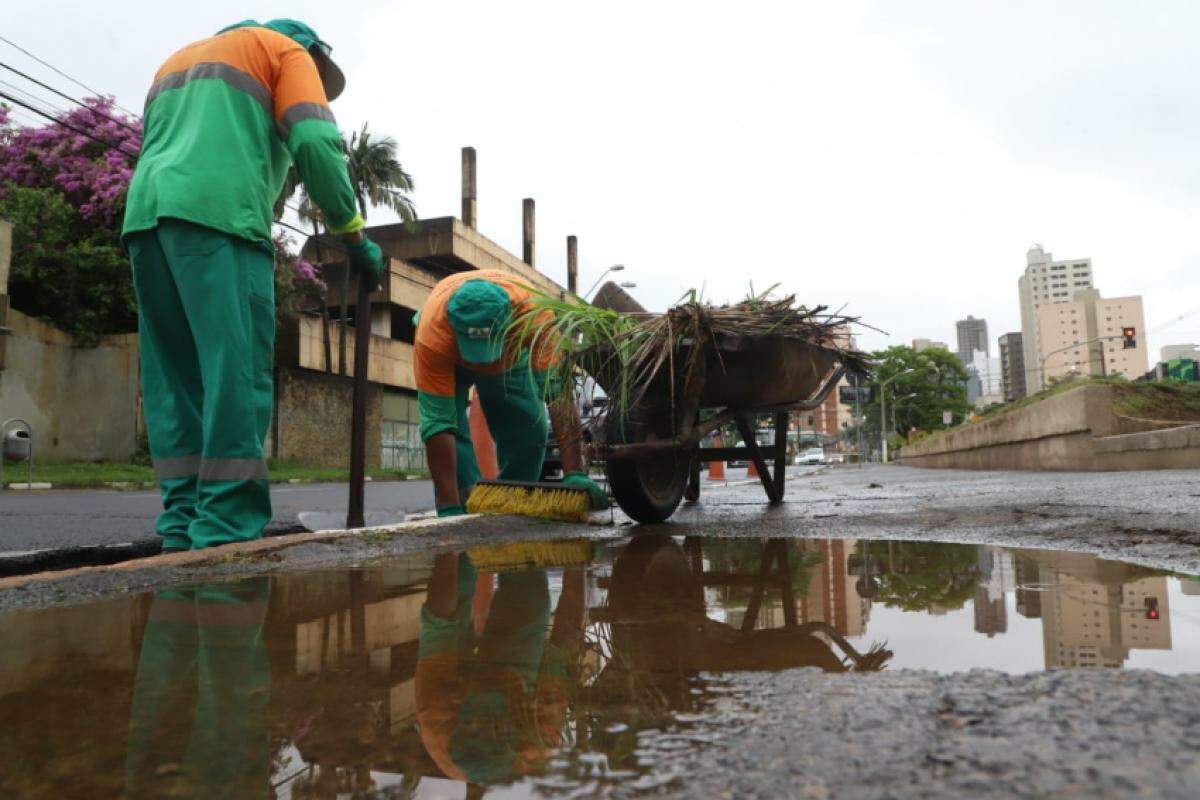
[125,578,270,799]
[415,553,585,787]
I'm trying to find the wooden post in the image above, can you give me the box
[461,147,477,229]
[566,235,578,295]
[522,198,535,266]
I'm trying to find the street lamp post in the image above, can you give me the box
[583,264,625,299]
[878,369,914,464]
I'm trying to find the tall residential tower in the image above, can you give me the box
[1018,245,1094,392]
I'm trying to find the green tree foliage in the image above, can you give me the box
[275,121,415,224]
[861,345,971,436]
[858,541,982,612]
[0,185,134,344]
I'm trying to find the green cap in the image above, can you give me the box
[218,19,345,100]
[448,280,512,364]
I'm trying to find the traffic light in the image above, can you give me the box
[1145,597,1159,620]
[1122,326,1137,350]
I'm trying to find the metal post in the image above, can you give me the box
[461,147,477,229]
[346,267,375,529]
[522,198,535,266]
[880,384,889,464]
[566,235,578,295]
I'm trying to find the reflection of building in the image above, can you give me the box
[1039,564,1171,669]
[973,587,1007,637]
[1013,556,1042,619]
[748,539,871,636]
[973,548,1012,637]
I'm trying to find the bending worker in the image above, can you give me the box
[122,20,385,551]
[414,270,607,516]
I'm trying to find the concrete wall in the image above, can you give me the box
[900,383,1200,471]
[273,367,382,469]
[0,309,139,461]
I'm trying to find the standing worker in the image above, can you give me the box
[414,270,608,516]
[123,20,386,551]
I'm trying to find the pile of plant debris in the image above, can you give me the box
[505,286,873,413]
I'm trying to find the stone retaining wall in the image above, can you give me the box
[900,384,1200,471]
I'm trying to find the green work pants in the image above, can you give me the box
[452,362,548,499]
[127,219,275,550]
[125,579,270,799]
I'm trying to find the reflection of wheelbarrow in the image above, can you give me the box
[592,535,891,685]
[591,334,854,523]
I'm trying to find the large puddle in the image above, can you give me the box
[2,535,1198,798]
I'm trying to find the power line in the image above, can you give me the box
[0,32,138,116]
[0,50,337,233]
[0,87,347,255]
[0,87,140,158]
[0,60,141,134]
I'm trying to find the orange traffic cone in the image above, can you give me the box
[709,435,725,480]
[467,387,500,480]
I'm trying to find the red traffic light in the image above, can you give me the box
[1122,327,1137,350]
[1145,597,1159,619]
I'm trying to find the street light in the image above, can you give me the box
[878,369,914,464]
[583,264,625,299]
[891,392,919,437]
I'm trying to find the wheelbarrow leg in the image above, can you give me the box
[734,413,781,504]
[685,452,701,503]
[773,411,789,501]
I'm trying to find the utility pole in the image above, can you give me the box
[566,235,578,295]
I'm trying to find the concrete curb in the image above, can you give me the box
[5,482,53,490]
[0,513,475,594]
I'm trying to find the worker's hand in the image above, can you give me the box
[563,471,610,510]
[437,504,467,518]
[346,235,386,290]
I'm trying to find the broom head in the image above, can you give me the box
[466,479,591,523]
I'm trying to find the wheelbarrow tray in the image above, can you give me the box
[586,332,843,414]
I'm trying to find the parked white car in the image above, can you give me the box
[796,447,826,466]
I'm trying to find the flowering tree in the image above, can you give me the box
[0,98,142,343]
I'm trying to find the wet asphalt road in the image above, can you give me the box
[0,479,436,554]
[3,464,1199,798]
[0,465,802,556]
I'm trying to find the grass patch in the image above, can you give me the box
[973,377,1200,425]
[8,459,427,489]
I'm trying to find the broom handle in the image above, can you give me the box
[346,264,376,529]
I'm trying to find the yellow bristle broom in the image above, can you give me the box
[466,479,592,523]
[468,538,595,572]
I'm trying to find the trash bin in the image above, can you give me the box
[3,428,31,462]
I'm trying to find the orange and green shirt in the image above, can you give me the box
[123,24,362,247]
[415,270,560,441]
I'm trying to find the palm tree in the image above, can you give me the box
[275,122,416,374]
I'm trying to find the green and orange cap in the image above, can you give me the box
[447,280,512,364]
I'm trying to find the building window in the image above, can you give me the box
[381,394,425,471]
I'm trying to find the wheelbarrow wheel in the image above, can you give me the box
[604,399,691,524]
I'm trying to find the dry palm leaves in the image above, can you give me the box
[504,286,872,415]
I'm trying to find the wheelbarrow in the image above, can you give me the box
[589,331,856,523]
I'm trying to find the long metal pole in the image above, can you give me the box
[346,271,374,529]
[880,384,888,464]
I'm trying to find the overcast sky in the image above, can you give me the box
[7,1,1200,357]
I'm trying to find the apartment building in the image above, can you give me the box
[1035,289,1148,383]
[1018,246,1094,392]
[998,332,1027,401]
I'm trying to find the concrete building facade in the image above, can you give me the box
[1035,289,1148,384]
[998,332,1027,402]
[912,338,949,353]
[956,315,989,359]
[1018,246,1094,392]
